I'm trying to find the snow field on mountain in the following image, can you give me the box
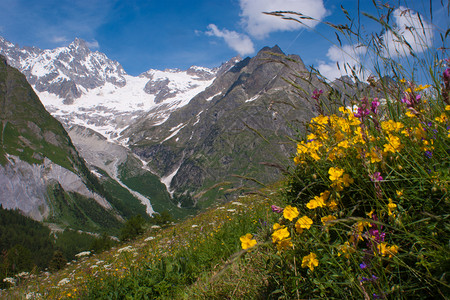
[37,72,214,143]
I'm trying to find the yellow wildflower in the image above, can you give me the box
[387,244,399,258]
[377,242,398,257]
[383,134,403,153]
[446,105,450,111]
[327,198,338,210]
[435,113,448,123]
[321,215,337,226]
[273,223,284,231]
[387,198,397,216]
[414,84,431,92]
[368,148,382,163]
[334,131,345,141]
[338,140,350,149]
[338,107,346,114]
[405,110,416,118]
[338,241,355,258]
[272,224,290,243]
[310,151,321,161]
[341,174,354,187]
[306,191,329,209]
[347,113,361,126]
[331,181,344,191]
[354,221,371,241]
[381,120,404,133]
[301,252,319,271]
[366,209,375,218]
[276,238,293,251]
[311,115,329,125]
[356,221,371,234]
[377,242,388,256]
[421,139,434,151]
[329,167,344,181]
[295,216,313,233]
[306,196,324,209]
[322,190,331,200]
[283,205,299,221]
[413,124,426,139]
[307,133,317,140]
[240,233,257,250]
[396,190,403,197]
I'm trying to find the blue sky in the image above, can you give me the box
[0,0,448,78]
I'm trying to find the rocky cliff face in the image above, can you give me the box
[0,156,112,221]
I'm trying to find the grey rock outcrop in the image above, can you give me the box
[0,156,112,221]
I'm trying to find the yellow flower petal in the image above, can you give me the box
[301,252,319,271]
[283,205,299,221]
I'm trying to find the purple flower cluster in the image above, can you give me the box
[401,93,422,108]
[311,89,323,100]
[271,205,284,214]
[354,97,370,119]
[371,99,380,115]
[354,97,381,130]
[370,172,383,182]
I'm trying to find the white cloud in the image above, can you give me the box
[382,7,434,57]
[86,40,99,49]
[51,36,69,44]
[317,6,434,81]
[318,44,368,81]
[206,24,255,56]
[239,0,327,39]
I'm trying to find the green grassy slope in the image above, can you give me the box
[1,184,283,299]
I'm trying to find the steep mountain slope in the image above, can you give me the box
[67,125,193,219]
[127,46,323,207]
[0,55,150,233]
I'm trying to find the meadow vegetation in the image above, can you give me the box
[237,2,449,298]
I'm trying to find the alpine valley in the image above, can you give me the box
[0,36,323,234]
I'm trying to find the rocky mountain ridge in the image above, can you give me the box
[128,45,324,207]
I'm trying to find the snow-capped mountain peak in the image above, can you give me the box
[0,36,237,143]
[1,37,127,104]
